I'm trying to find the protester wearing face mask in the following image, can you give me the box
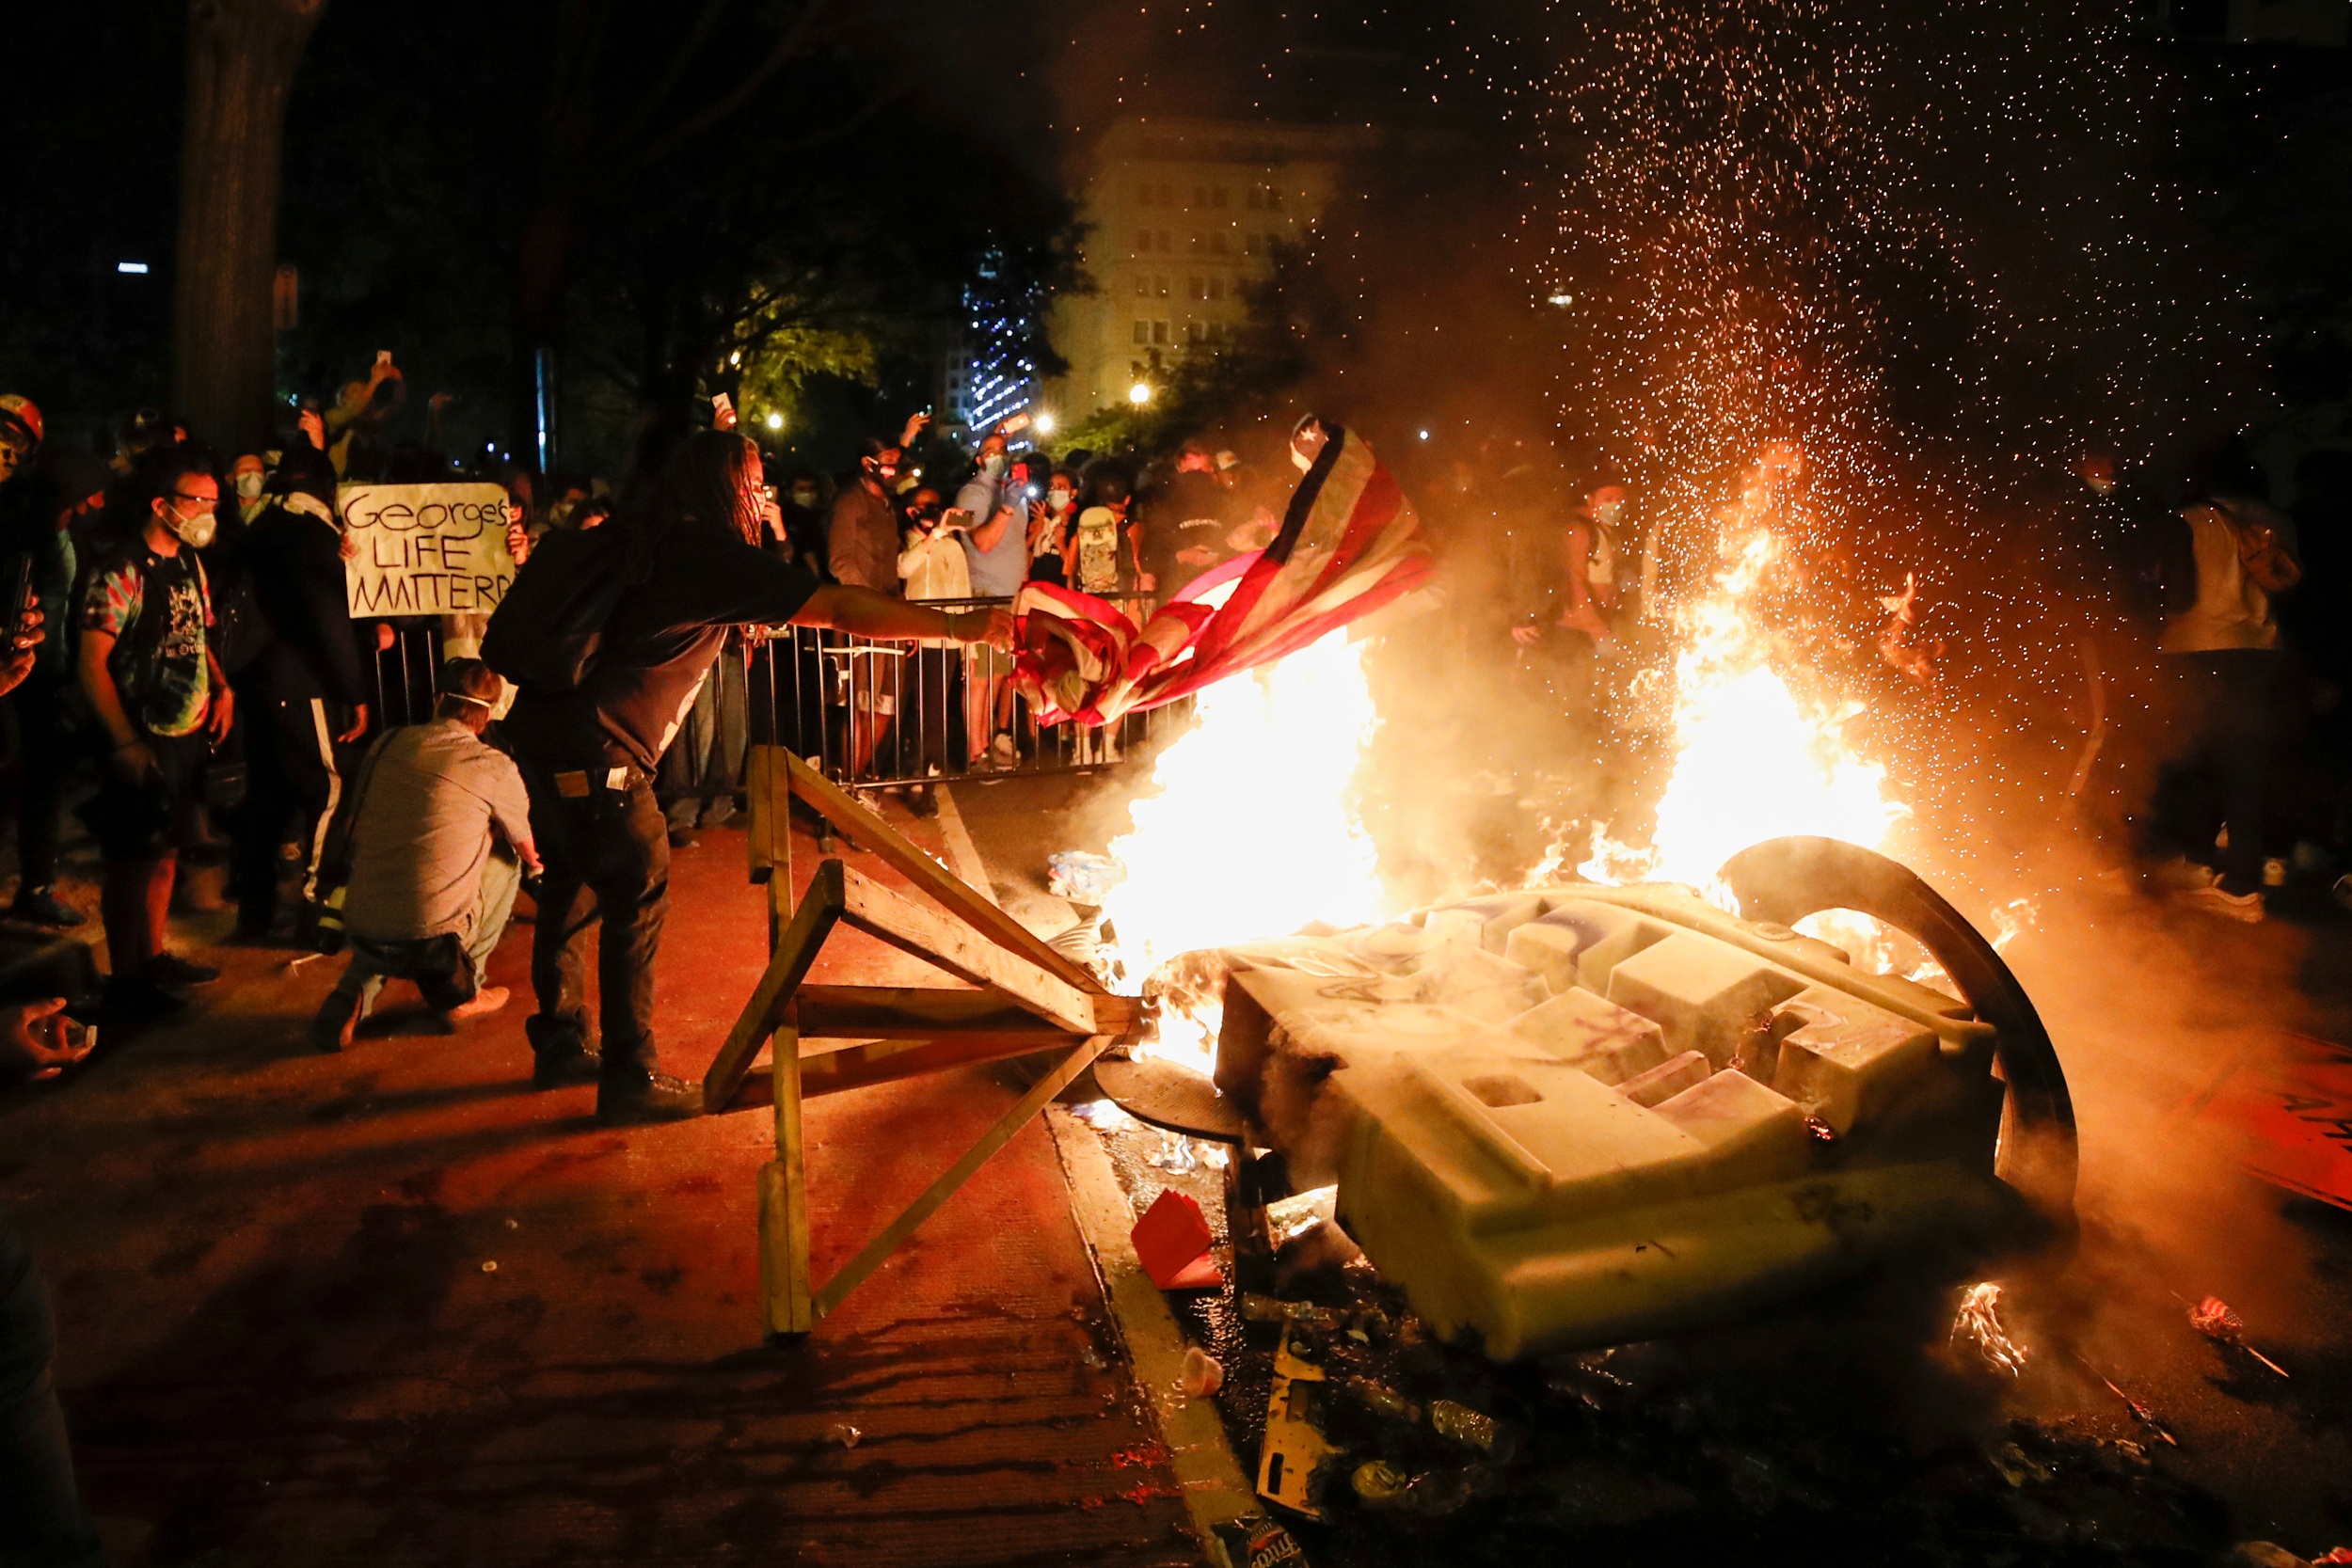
[956,436,1029,769]
[1027,468,1076,587]
[231,453,268,521]
[767,467,832,578]
[77,447,233,1017]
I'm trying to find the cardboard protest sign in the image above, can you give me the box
[340,483,516,618]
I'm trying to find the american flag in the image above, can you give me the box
[1013,426,1432,726]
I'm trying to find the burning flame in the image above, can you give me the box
[1101,631,1389,1068]
[1951,1280,2030,1377]
[1579,449,1910,983]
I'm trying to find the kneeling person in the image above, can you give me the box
[310,659,546,1053]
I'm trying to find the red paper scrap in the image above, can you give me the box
[1133,1189,1223,1291]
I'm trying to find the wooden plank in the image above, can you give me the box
[757,1021,815,1337]
[794,984,1045,1039]
[703,860,845,1110]
[725,1033,1089,1111]
[781,749,1110,996]
[838,865,1102,1036]
[793,987,1141,1042]
[745,745,778,884]
[810,1035,1113,1321]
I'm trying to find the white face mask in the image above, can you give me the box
[1594,501,1623,528]
[234,470,264,501]
[980,451,1008,479]
[1047,489,1073,513]
[164,499,217,549]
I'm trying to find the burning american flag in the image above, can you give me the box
[1011,424,1434,728]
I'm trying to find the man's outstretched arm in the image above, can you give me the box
[791,583,1013,648]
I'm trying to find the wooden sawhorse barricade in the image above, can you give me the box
[703,747,1144,1338]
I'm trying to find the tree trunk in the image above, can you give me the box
[172,0,328,457]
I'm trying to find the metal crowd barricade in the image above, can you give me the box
[363,594,1183,793]
[743,593,1183,790]
[367,620,446,727]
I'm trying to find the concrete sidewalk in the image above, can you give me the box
[0,806,1197,1567]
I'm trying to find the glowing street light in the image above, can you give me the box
[1033,410,1057,435]
[765,411,784,431]
[1128,383,1152,405]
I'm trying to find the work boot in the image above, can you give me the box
[525,1010,599,1089]
[310,988,360,1053]
[8,886,85,929]
[596,1071,705,1124]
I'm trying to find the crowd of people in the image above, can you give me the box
[0,365,1293,1059]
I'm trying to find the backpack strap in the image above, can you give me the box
[315,727,396,893]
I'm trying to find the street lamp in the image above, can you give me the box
[1128,383,1152,405]
[1033,410,1057,435]
[765,411,784,431]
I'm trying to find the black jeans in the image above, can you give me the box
[519,761,668,1085]
[2146,649,2296,892]
[231,692,346,925]
[0,1213,106,1567]
[10,672,72,892]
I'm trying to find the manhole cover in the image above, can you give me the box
[1093,1055,1248,1143]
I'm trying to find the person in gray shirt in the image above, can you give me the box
[309,658,543,1054]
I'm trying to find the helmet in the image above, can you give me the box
[0,394,42,450]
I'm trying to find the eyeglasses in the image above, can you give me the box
[170,492,218,508]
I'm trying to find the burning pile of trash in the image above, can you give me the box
[1068,1088,2272,1567]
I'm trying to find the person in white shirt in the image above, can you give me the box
[310,658,544,1053]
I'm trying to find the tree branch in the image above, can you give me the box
[616,0,833,174]
[603,0,736,152]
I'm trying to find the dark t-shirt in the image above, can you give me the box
[506,517,818,770]
[80,538,215,738]
[1137,468,1225,593]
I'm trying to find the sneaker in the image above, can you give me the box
[903,784,939,818]
[532,1041,603,1089]
[990,732,1017,767]
[148,952,221,988]
[2173,883,2265,924]
[596,1071,705,1124]
[444,985,510,1025]
[310,989,360,1053]
[8,887,85,928]
[103,975,185,1020]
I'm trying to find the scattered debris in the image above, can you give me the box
[1048,849,1125,903]
[1950,1280,2030,1376]
[1181,1345,1225,1397]
[2188,1295,2289,1377]
[1132,1189,1222,1290]
[1258,1323,1341,1518]
[822,1422,861,1449]
[1067,1098,1135,1132]
[2075,1354,2179,1446]
[1429,1397,1514,1462]
[480,1260,498,1274]
[1149,1130,1200,1175]
[1206,1512,1309,1568]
